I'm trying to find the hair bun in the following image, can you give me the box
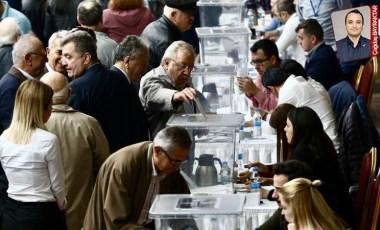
[311,180,322,187]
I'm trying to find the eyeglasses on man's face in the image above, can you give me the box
[169,58,196,72]
[161,148,188,165]
[250,57,270,66]
[29,51,47,57]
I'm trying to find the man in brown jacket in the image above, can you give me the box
[82,126,192,230]
[41,71,110,230]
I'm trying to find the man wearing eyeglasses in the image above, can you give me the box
[236,39,281,112]
[139,40,198,139]
[83,126,194,230]
[0,33,46,133]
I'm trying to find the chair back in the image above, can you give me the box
[366,174,380,230]
[352,56,378,109]
[354,147,378,230]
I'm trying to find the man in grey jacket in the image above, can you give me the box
[139,40,197,139]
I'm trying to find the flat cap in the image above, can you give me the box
[164,0,197,12]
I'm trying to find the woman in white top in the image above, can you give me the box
[0,79,66,229]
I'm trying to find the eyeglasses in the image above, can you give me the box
[161,148,188,165]
[250,57,270,66]
[169,58,196,72]
[29,51,46,57]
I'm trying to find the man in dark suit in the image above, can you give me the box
[109,35,150,143]
[61,30,147,153]
[295,19,344,90]
[0,33,46,133]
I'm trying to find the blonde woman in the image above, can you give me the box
[278,178,346,230]
[0,80,66,229]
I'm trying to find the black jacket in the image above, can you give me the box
[141,15,182,71]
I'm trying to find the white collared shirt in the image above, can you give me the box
[14,66,33,79]
[0,128,66,208]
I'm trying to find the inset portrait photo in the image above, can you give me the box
[332,6,372,63]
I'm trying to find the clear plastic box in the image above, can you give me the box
[149,194,245,230]
[196,27,251,76]
[191,64,236,114]
[166,114,243,194]
[197,0,246,27]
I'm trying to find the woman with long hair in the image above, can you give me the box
[269,103,295,162]
[279,178,346,230]
[284,106,353,228]
[103,0,155,43]
[0,79,66,229]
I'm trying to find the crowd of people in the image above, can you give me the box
[0,0,378,229]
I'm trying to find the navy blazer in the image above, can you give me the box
[68,63,148,153]
[305,43,343,90]
[109,66,150,143]
[0,66,28,133]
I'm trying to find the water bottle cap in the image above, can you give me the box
[251,181,260,189]
[251,167,258,172]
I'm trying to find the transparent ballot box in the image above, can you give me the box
[197,0,246,27]
[196,27,251,76]
[149,194,245,230]
[166,114,243,194]
[192,64,236,114]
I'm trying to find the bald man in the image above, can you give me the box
[41,71,110,230]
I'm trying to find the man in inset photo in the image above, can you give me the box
[336,9,371,62]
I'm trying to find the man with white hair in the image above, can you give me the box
[45,30,70,78]
[0,33,46,133]
[41,71,110,230]
[141,0,196,71]
[0,17,21,78]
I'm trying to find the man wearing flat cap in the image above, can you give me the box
[141,0,196,72]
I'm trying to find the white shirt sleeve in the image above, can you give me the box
[45,136,66,209]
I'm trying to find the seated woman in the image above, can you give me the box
[0,80,66,229]
[283,107,353,228]
[279,178,346,230]
[240,103,295,183]
[244,106,354,228]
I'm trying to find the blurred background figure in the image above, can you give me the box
[141,0,196,71]
[0,17,21,78]
[103,0,155,43]
[0,0,31,34]
[77,0,117,68]
[21,0,46,43]
[44,0,81,44]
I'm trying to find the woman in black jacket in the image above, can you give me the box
[285,106,353,229]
